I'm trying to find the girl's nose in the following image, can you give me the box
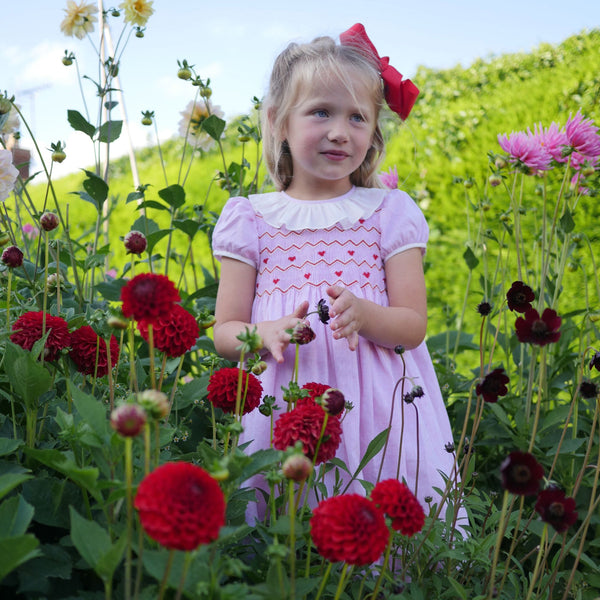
[327,119,349,143]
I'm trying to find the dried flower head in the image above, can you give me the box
[515,308,561,346]
[1,245,23,268]
[506,281,535,313]
[500,451,544,496]
[310,494,389,565]
[124,230,147,255]
[371,479,426,536]
[476,368,510,403]
[134,462,225,551]
[110,403,146,437]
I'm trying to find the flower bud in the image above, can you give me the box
[40,212,59,232]
[1,245,23,268]
[494,157,508,170]
[251,361,268,375]
[135,28,145,38]
[199,86,212,98]
[290,321,316,345]
[110,404,147,437]
[137,389,170,419]
[320,388,345,417]
[463,178,474,189]
[124,230,147,255]
[488,174,502,187]
[282,454,313,482]
[108,314,128,330]
[238,134,251,143]
[46,273,60,290]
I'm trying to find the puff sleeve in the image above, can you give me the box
[212,196,260,269]
[380,190,429,262]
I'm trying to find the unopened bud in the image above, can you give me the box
[108,314,128,330]
[137,389,169,420]
[320,388,345,416]
[251,361,268,375]
[1,245,23,268]
[40,212,59,232]
[290,321,315,345]
[488,174,502,187]
[124,230,147,255]
[282,454,313,482]
[110,403,147,437]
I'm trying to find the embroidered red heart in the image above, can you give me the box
[364,272,370,278]
[348,250,355,256]
[288,256,296,262]
[263,258,269,264]
[273,278,279,284]
[359,218,365,223]
[318,250,325,256]
[335,271,342,277]
[373,254,378,260]
[304,273,311,279]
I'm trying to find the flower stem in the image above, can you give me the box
[524,524,548,600]
[487,489,510,600]
[158,549,175,600]
[124,437,133,600]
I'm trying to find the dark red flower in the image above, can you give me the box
[477,301,492,316]
[534,488,578,533]
[301,382,331,401]
[69,325,119,377]
[506,281,535,313]
[590,352,600,372]
[579,380,599,399]
[10,311,71,361]
[371,479,425,536]
[500,451,544,496]
[134,462,225,551]
[207,367,263,415]
[476,368,510,403]
[310,494,389,565]
[120,273,180,322]
[273,399,342,465]
[515,308,561,346]
[138,304,199,357]
[316,298,330,324]
[1,245,23,268]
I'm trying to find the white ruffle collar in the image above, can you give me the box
[248,187,386,231]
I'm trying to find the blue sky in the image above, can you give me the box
[3,0,600,176]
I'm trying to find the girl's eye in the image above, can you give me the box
[313,109,328,118]
[351,113,365,123]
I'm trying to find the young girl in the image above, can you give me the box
[212,24,462,525]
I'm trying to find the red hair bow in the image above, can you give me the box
[339,23,419,120]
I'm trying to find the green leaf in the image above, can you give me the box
[126,190,146,203]
[69,507,125,581]
[71,386,110,440]
[23,449,101,502]
[202,114,226,141]
[95,278,127,301]
[97,119,123,143]
[146,229,171,254]
[67,109,96,138]
[0,438,23,457]
[559,209,575,233]
[463,246,479,270]
[173,218,200,238]
[3,342,53,409]
[0,473,33,502]
[347,428,389,483]
[158,184,186,209]
[0,495,35,536]
[82,170,109,210]
[0,535,40,582]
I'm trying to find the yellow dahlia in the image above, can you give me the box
[60,1,98,40]
[119,0,155,27]
[178,99,224,152]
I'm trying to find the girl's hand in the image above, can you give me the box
[260,301,309,363]
[327,285,361,351]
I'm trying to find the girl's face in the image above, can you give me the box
[282,71,376,199]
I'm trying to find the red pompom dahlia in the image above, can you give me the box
[310,494,389,565]
[273,399,342,465]
[207,367,263,414]
[10,311,71,361]
[138,304,199,357]
[69,325,119,377]
[120,273,180,322]
[134,462,225,551]
[371,479,426,537]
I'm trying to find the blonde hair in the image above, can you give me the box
[261,35,386,191]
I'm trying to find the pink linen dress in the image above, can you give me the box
[212,186,461,522]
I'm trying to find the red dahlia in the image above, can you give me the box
[134,462,225,551]
[11,311,71,361]
[120,273,180,322]
[310,494,389,565]
[476,368,510,403]
[500,451,544,496]
[69,325,119,377]
[506,281,535,313]
[301,382,331,401]
[272,399,342,465]
[207,367,263,414]
[515,307,561,346]
[138,304,199,357]
[534,487,578,533]
[371,479,426,537]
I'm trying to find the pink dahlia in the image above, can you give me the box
[497,129,552,174]
[564,110,600,160]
